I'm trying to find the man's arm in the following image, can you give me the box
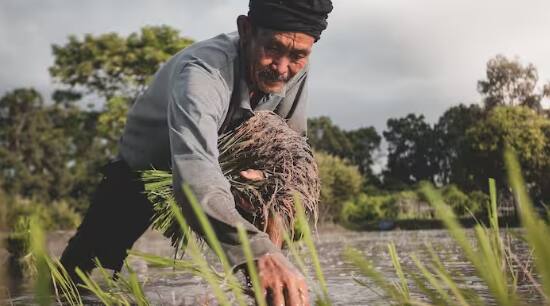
[167,62,280,266]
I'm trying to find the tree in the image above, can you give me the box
[307,117,353,157]
[478,55,550,112]
[434,104,484,189]
[49,25,194,102]
[307,117,381,179]
[0,88,73,200]
[466,106,550,200]
[344,127,381,179]
[383,114,437,187]
[96,96,130,159]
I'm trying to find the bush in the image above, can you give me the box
[314,151,363,222]
[341,193,390,223]
[341,184,489,225]
[3,195,81,231]
[441,184,485,216]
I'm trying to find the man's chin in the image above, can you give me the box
[258,81,285,94]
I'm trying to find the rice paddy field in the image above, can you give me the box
[0,227,537,306]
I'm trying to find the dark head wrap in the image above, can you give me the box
[248,0,333,42]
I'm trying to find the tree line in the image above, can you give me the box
[1,26,549,228]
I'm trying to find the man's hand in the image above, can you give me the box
[257,252,310,306]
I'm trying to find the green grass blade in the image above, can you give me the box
[75,267,116,306]
[167,198,232,306]
[47,258,83,306]
[294,194,330,304]
[237,223,267,306]
[282,231,309,276]
[182,184,246,306]
[344,247,402,301]
[29,217,52,306]
[388,242,410,301]
[504,149,550,298]
[410,253,453,305]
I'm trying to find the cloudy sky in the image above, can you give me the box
[1,0,550,132]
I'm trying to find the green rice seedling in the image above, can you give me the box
[237,223,267,306]
[293,194,331,305]
[343,247,405,302]
[420,184,517,306]
[47,258,82,306]
[344,177,528,305]
[281,229,309,278]
[164,198,234,305]
[388,242,410,301]
[6,216,34,279]
[182,184,247,306]
[28,217,52,306]
[504,149,550,301]
[72,258,150,306]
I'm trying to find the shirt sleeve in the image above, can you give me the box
[167,62,281,267]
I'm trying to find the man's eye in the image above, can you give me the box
[291,53,306,61]
[266,44,281,52]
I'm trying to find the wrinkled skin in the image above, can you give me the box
[237,15,314,97]
[239,169,309,306]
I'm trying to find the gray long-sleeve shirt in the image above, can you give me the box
[118,31,309,266]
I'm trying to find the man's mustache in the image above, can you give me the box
[258,68,289,83]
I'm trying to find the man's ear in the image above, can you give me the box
[237,15,253,44]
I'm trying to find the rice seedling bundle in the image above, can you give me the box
[142,111,320,249]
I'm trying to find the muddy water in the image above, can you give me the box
[2,228,538,305]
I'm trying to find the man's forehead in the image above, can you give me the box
[264,31,314,51]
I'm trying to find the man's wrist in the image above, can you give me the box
[226,236,282,270]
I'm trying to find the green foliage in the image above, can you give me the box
[314,151,363,222]
[466,106,550,200]
[478,54,550,111]
[0,88,73,201]
[96,96,130,158]
[341,183,487,224]
[434,104,484,188]
[3,195,81,231]
[307,116,381,179]
[383,114,438,187]
[441,185,484,216]
[50,25,194,101]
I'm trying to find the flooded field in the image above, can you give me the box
[1,227,538,305]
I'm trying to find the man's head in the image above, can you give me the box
[238,0,333,94]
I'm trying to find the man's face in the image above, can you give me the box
[246,28,314,94]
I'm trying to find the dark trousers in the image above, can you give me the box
[60,159,153,280]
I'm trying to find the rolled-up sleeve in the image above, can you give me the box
[167,62,280,267]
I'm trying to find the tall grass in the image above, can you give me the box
[344,149,548,305]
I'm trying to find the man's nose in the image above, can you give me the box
[272,56,290,78]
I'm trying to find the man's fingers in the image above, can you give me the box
[299,281,310,306]
[271,283,284,306]
[284,284,300,306]
[285,278,309,306]
[240,169,265,181]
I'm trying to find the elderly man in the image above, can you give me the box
[60,0,333,304]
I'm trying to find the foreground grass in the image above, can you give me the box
[4,149,548,305]
[344,150,548,306]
